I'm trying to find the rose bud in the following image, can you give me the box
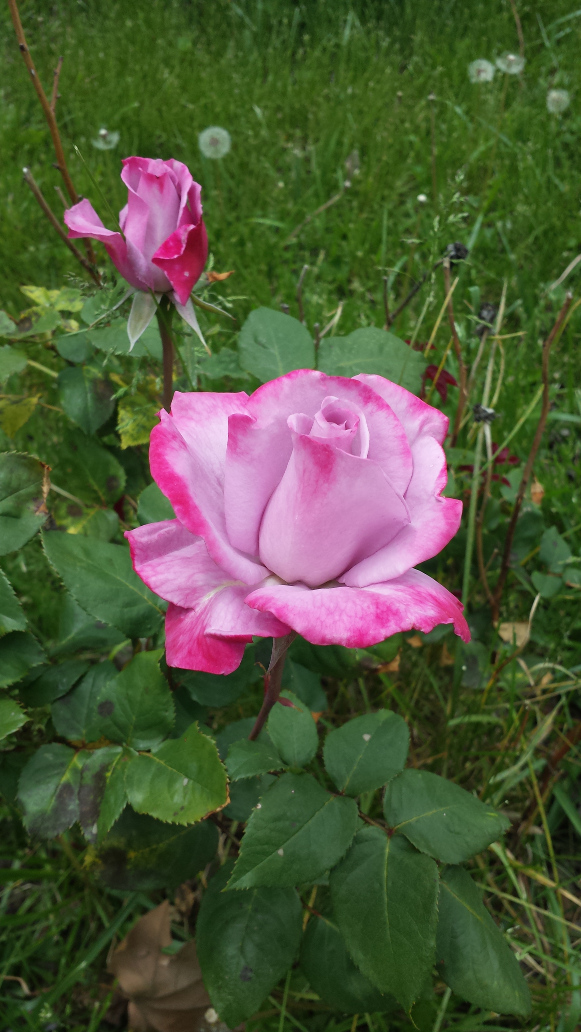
[64,156,208,349]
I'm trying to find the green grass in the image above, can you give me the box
[2,0,581,1029]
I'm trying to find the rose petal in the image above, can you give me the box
[64,198,141,289]
[354,373,449,445]
[342,436,461,586]
[247,370,413,494]
[224,413,291,556]
[149,393,267,584]
[245,568,470,647]
[152,220,208,305]
[258,428,410,587]
[126,519,289,674]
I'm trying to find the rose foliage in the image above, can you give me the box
[1,149,531,1026]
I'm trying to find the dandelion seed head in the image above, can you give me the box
[92,128,120,151]
[468,59,495,83]
[199,126,231,159]
[496,53,525,75]
[547,89,570,114]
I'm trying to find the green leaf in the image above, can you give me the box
[78,745,123,842]
[0,632,45,688]
[0,569,27,635]
[57,366,115,434]
[17,743,85,838]
[50,594,125,657]
[225,777,271,822]
[267,691,318,767]
[137,481,175,525]
[43,531,164,638]
[0,311,17,337]
[0,694,28,739]
[197,861,302,1026]
[0,345,27,383]
[125,723,227,824]
[300,908,395,1013]
[531,570,562,598]
[437,865,531,1017]
[318,327,425,395]
[199,347,247,382]
[289,638,357,679]
[238,308,315,382]
[92,651,175,749]
[50,660,117,740]
[21,659,90,707]
[282,660,326,713]
[226,738,285,781]
[227,773,358,889]
[51,433,126,508]
[96,748,131,840]
[383,769,510,863]
[324,711,409,796]
[539,526,572,573]
[330,827,438,1010]
[55,330,94,363]
[177,646,259,707]
[88,318,162,359]
[0,452,47,555]
[92,807,219,890]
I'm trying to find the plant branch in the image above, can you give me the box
[248,633,297,741]
[284,189,346,247]
[491,293,573,622]
[156,299,175,413]
[8,0,98,271]
[444,259,467,446]
[509,0,525,58]
[50,55,63,112]
[22,168,100,285]
[387,258,443,327]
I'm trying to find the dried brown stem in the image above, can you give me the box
[248,633,296,741]
[491,293,573,622]
[509,0,525,58]
[382,275,390,330]
[296,264,309,323]
[387,258,443,327]
[50,55,63,112]
[284,190,344,247]
[444,259,467,446]
[54,184,68,210]
[519,721,581,833]
[22,168,100,285]
[8,0,98,269]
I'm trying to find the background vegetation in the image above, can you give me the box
[1,0,580,1030]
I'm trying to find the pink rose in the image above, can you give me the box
[126,369,469,674]
[64,156,208,346]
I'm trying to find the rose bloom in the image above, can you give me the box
[64,156,208,346]
[127,370,470,674]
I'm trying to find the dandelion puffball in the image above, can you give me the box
[198,126,231,159]
[92,128,120,150]
[468,59,495,83]
[496,53,525,75]
[547,89,570,114]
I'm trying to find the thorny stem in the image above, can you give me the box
[8,0,98,271]
[50,55,63,112]
[156,299,175,413]
[491,293,573,622]
[248,633,297,741]
[444,259,467,446]
[23,168,100,285]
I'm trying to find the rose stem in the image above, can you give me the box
[491,292,573,623]
[156,298,175,413]
[248,633,297,741]
[22,168,101,285]
[8,0,98,273]
[444,258,467,447]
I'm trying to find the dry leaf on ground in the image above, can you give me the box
[498,622,530,648]
[108,900,222,1032]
